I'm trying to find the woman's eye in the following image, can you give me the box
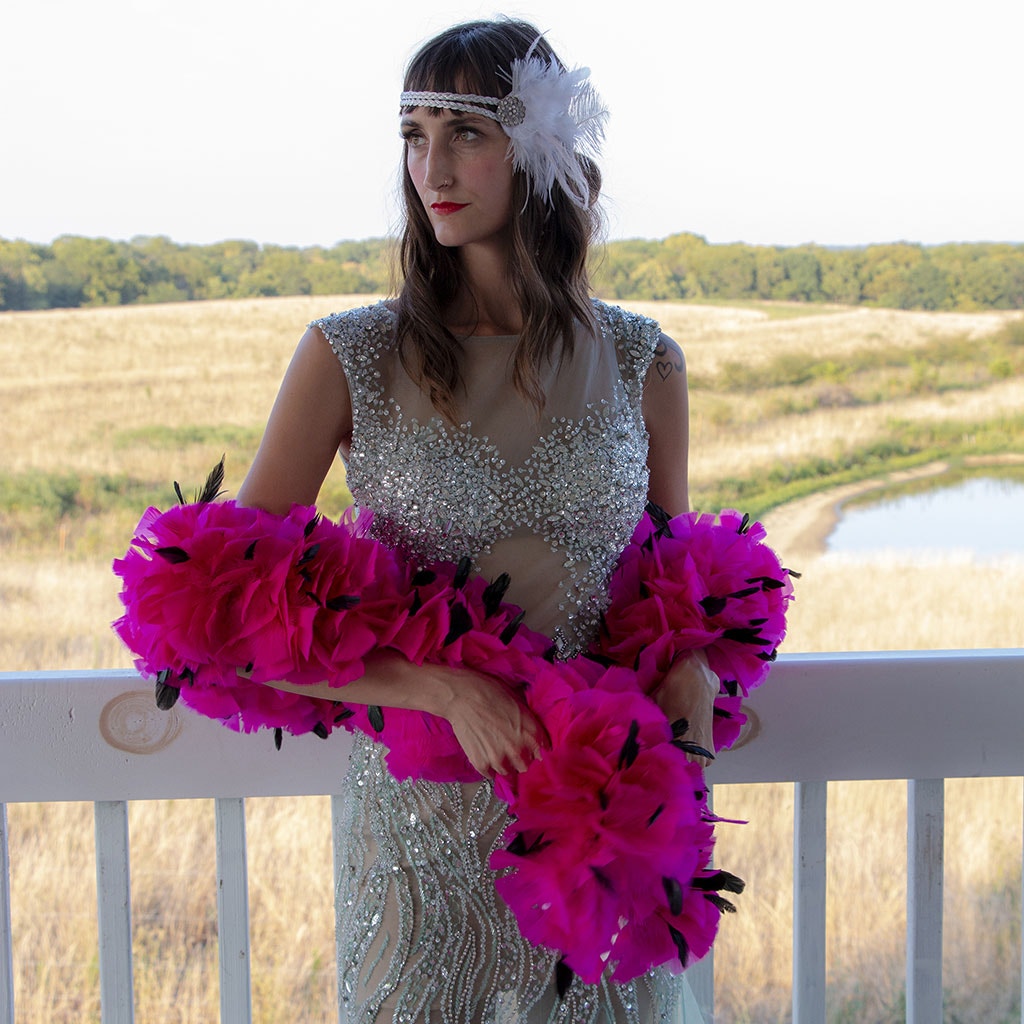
[455,128,479,142]
[401,131,424,147]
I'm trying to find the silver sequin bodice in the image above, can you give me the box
[317,300,658,656]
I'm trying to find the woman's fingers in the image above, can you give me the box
[499,738,542,776]
[652,650,720,768]
[443,673,544,777]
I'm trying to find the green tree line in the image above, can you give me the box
[2,233,1023,312]
[0,236,392,310]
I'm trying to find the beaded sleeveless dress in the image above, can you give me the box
[315,300,703,1024]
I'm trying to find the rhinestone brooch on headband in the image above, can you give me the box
[400,40,607,208]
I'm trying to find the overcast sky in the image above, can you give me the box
[4,0,1022,248]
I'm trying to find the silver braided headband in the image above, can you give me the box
[400,90,528,128]
[399,43,606,208]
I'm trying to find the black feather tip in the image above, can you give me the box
[722,627,767,646]
[453,555,472,590]
[644,499,672,535]
[154,674,179,710]
[618,719,641,770]
[672,740,715,761]
[555,959,574,999]
[297,543,320,566]
[499,610,525,645]
[699,595,728,617]
[668,923,689,967]
[663,876,684,916]
[482,573,511,617]
[196,457,226,504]
[443,604,473,646]
[691,870,746,894]
[155,545,190,564]
[704,893,738,913]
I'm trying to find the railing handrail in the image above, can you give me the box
[1,649,1022,804]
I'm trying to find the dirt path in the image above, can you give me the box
[759,456,1024,564]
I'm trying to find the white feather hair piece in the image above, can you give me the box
[500,42,607,207]
[399,38,608,208]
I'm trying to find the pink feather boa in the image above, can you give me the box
[112,500,410,738]
[346,558,551,782]
[596,505,794,754]
[491,659,722,983]
[113,484,793,984]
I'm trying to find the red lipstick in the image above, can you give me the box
[431,202,469,214]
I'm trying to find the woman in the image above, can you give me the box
[237,18,716,1023]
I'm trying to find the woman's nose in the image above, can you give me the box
[423,149,453,192]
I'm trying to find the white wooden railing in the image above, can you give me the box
[1,650,1023,1024]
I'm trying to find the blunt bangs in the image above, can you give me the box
[401,20,558,112]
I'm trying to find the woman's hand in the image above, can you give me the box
[433,667,550,778]
[648,650,719,768]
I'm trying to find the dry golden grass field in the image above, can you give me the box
[1,296,1022,1022]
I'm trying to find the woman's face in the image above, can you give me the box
[401,108,514,251]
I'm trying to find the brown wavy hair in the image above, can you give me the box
[396,19,603,421]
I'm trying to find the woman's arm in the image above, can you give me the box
[261,652,548,777]
[237,325,546,776]
[641,332,717,766]
[236,326,353,513]
[641,333,690,516]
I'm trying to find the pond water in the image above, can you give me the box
[826,475,1024,560]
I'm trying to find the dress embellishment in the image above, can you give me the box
[315,299,691,1022]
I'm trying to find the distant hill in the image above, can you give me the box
[1,233,1022,312]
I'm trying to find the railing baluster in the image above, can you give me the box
[1,805,14,1024]
[793,781,826,1024]
[687,783,714,1020]
[94,800,135,1024]
[687,948,713,1021]
[215,797,252,1024]
[906,778,944,1024]
[331,794,347,1024]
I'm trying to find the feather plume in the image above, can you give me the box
[503,44,607,208]
[196,455,226,504]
